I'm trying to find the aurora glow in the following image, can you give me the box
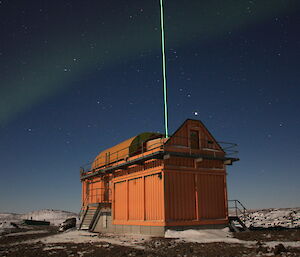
[1,0,298,125]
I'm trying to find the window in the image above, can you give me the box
[190,130,200,149]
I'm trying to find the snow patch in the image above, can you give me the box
[0,222,15,229]
[165,228,252,244]
[27,230,148,249]
[243,208,300,229]
[43,245,66,251]
[264,241,300,248]
[5,230,49,237]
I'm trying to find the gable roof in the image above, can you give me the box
[166,119,224,153]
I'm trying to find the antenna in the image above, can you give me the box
[159,0,169,138]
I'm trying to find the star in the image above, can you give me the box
[194,112,198,116]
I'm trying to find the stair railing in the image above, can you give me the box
[79,194,90,221]
[228,199,248,222]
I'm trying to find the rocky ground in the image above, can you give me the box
[0,225,300,257]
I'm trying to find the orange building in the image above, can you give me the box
[79,119,239,236]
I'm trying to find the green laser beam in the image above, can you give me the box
[159,0,169,138]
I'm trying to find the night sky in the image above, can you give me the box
[1,0,300,213]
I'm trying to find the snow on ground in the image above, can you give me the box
[43,246,66,251]
[243,208,300,228]
[0,213,22,224]
[5,230,49,237]
[0,209,78,226]
[165,227,253,245]
[0,222,16,230]
[264,240,300,248]
[27,230,149,249]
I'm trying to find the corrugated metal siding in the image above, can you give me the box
[165,172,196,221]
[114,181,127,220]
[92,137,135,169]
[112,171,164,223]
[128,177,143,220]
[166,122,189,147]
[90,180,104,203]
[165,156,194,167]
[82,182,85,204]
[197,174,226,219]
[196,160,224,169]
[145,174,163,221]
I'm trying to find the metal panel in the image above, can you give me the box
[92,133,163,170]
[128,177,143,220]
[114,181,127,220]
[197,174,226,219]
[90,180,104,203]
[92,137,135,169]
[145,173,164,221]
[165,172,197,221]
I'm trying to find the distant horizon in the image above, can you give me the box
[2,205,300,215]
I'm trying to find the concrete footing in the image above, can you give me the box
[92,208,228,236]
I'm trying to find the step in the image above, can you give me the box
[229,216,249,232]
[79,204,100,230]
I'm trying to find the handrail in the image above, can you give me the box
[228,199,248,222]
[79,194,90,219]
[80,135,239,178]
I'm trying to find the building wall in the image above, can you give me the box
[82,176,112,206]
[112,167,165,226]
[164,167,228,226]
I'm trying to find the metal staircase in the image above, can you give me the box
[79,204,100,230]
[228,199,249,232]
[228,216,249,232]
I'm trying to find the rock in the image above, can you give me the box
[256,241,263,246]
[274,244,286,255]
[154,241,161,248]
[58,217,76,232]
[10,222,19,228]
[256,246,268,254]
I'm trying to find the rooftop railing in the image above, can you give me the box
[80,135,238,178]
